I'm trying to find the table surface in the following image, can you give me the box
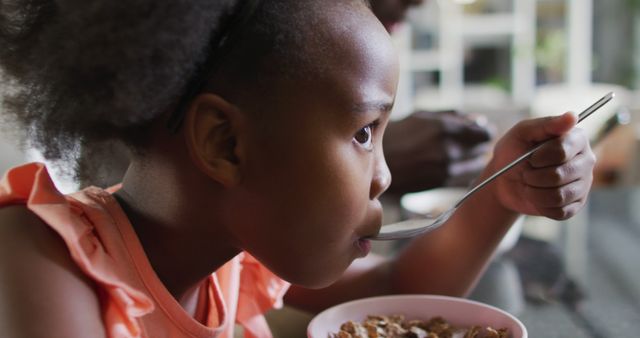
[515,186,640,338]
[264,186,640,338]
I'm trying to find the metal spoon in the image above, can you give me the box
[371,91,615,240]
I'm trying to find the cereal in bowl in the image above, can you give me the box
[331,314,509,338]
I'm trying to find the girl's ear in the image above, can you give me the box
[183,93,246,187]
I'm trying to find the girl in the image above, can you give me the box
[0,0,594,337]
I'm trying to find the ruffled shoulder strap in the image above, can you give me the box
[0,162,64,205]
[0,163,154,338]
[236,253,290,338]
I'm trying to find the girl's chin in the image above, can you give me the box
[297,273,343,290]
[285,261,352,289]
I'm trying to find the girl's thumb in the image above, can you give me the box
[525,111,578,143]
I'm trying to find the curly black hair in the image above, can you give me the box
[0,0,236,179]
[0,0,368,184]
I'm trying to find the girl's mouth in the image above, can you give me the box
[383,21,400,33]
[356,238,372,257]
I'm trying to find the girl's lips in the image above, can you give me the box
[383,21,400,33]
[356,238,372,257]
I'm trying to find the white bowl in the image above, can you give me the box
[400,187,523,255]
[307,294,527,338]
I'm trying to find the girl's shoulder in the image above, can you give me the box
[0,162,152,337]
[0,163,108,337]
[0,203,107,338]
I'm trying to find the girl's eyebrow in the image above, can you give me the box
[352,100,394,114]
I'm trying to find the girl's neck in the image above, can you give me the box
[116,157,240,304]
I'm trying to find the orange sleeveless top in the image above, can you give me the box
[0,163,290,338]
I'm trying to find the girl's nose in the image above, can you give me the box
[370,155,392,200]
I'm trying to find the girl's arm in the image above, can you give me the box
[0,206,106,338]
[286,112,595,313]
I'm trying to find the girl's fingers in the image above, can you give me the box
[523,151,596,188]
[528,128,589,168]
[536,200,585,221]
[524,179,591,209]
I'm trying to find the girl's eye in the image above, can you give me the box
[354,125,373,150]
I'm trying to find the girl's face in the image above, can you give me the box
[227,6,399,288]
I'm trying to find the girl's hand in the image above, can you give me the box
[489,112,596,220]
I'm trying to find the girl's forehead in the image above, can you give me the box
[301,3,399,93]
[223,1,398,119]
[319,2,396,57]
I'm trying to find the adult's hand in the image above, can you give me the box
[383,110,493,194]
